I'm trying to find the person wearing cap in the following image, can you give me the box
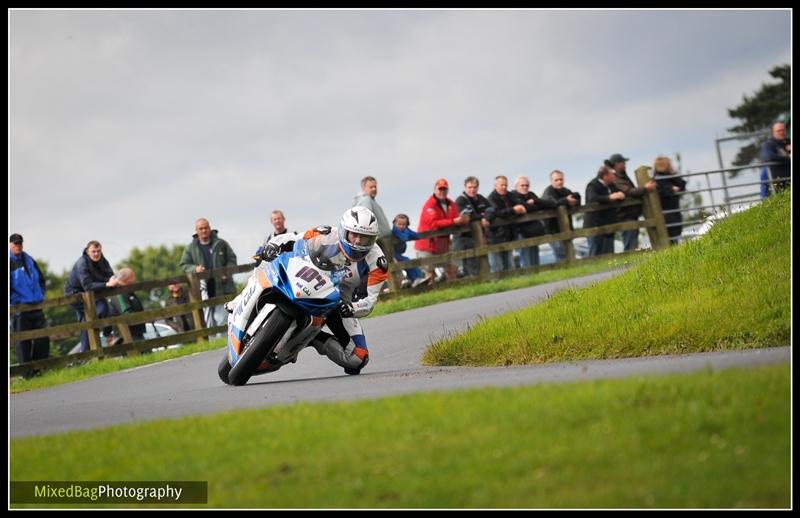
[584,165,626,256]
[486,175,528,273]
[607,153,656,251]
[414,178,470,284]
[9,234,50,376]
[64,240,120,353]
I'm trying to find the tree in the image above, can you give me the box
[727,64,790,169]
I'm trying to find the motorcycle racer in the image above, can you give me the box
[256,207,388,375]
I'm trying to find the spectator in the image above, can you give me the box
[652,156,688,245]
[179,218,237,328]
[486,175,527,273]
[107,267,147,347]
[453,176,491,277]
[164,283,194,333]
[9,234,49,378]
[64,240,120,353]
[414,178,470,284]
[759,167,771,199]
[264,210,293,243]
[607,153,656,251]
[353,175,392,256]
[761,121,791,193]
[391,214,426,288]
[584,165,626,257]
[512,175,557,269]
[541,170,581,262]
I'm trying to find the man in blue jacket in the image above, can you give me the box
[64,240,120,352]
[762,121,791,194]
[9,234,49,377]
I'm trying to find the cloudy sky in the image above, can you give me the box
[9,9,791,274]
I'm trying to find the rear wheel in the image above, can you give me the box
[218,353,232,385]
[228,310,293,386]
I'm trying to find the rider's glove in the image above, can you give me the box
[254,242,281,264]
[337,299,355,318]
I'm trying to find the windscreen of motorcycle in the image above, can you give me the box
[305,232,349,272]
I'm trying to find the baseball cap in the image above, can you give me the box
[9,233,23,244]
[608,153,629,164]
[434,178,449,190]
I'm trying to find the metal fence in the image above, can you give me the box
[656,161,785,242]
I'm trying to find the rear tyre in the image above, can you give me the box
[228,310,293,386]
[218,353,232,385]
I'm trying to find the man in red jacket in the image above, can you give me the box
[414,178,470,284]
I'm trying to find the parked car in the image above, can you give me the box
[68,321,180,355]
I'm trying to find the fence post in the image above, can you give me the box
[555,206,577,265]
[635,166,670,250]
[81,291,102,353]
[186,272,208,344]
[470,220,490,281]
[383,236,402,292]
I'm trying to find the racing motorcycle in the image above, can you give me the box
[218,232,347,386]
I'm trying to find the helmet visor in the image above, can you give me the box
[346,231,377,251]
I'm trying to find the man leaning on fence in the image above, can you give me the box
[584,165,626,257]
[10,233,50,378]
[453,176,492,277]
[607,153,656,251]
[180,218,237,329]
[64,240,120,353]
[107,267,148,350]
[541,170,581,262]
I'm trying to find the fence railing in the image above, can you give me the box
[383,166,671,290]
[653,162,783,242]
[9,263,254,377]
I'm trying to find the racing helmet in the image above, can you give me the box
[338,207,379,261]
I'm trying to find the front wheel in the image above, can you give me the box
[218,352,232,385]
[227,309,293,386]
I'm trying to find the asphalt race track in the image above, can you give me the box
[10,270,789,437]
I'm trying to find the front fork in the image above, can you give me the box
[262,314,327,367]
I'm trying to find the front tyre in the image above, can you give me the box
[218,352,232,385]
[228,310,293,386]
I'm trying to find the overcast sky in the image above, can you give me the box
[9,9,791,274]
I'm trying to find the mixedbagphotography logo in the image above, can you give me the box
[10,481,207,504]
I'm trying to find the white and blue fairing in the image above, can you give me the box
[266,236,345,316]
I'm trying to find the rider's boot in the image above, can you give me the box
[309,333,369,375]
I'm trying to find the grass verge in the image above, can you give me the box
[10,363,790,509]
[371,256,637,317]
[425,192,790,366]
[10,337,227,394]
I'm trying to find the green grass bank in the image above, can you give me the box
[425,192,790,366]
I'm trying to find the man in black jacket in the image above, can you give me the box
[453,176,492,277]
[584,165,625,257]
[541,170,581,262]
[64,240,120,352]
[486,175,527,273]
[511,175,557,268]
[607,153,655,251]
